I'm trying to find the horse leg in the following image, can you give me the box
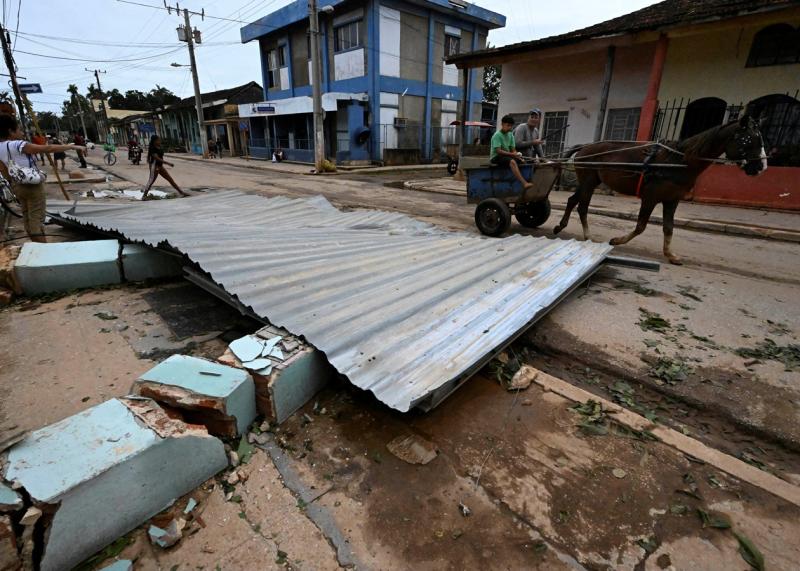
[661,199,682,265]
[554,169,597,235]
[577,186,596,241]
[609,197,658,246]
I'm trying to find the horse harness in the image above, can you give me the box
[634,144,663,198]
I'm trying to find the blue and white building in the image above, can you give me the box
[239,0,505,164]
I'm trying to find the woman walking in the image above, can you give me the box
[142,135,188,199]
[0,114,85,242]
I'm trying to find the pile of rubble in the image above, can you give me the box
[0,253,333,571]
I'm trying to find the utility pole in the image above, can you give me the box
[309,0,325,173]
[86,68,109,143]
[71,92,88,139]
[168,2,208,158]
[0,24,25,127]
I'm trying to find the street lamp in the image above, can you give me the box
[170,62,189,67]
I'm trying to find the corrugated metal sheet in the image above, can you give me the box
[50,191,612,412]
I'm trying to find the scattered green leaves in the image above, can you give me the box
[638,308,671,332]
[697,508,731,529]
[637,536,658,554]
[571,400,608,436]
[237,435,255,465]
[275,550,289,565]
[677,285,703,302]
[670,503,689,515]
[734,532,765,571]
[74,534,135,571]
[735,339,800,371]
[614,279,658,297]
[650,356,692,384]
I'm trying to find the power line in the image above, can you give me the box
[10,29,240,49]
[11,0,20,52]
[14,46,184,63]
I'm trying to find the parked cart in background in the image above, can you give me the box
[445,120,493,175]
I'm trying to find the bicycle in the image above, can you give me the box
[0,179,21,218]
[103,143,117,166]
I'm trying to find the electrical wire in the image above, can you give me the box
[14,46,185,63]
[11,0,20,52]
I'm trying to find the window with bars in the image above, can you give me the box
[604,108,641,141]
[334,20,361,52]
[445,34,461,58]
[266,45,287,89]
[543,111,569,156]
[747,24,800,67]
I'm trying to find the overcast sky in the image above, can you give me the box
[11,0,659,114]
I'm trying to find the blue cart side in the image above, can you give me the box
[466,165,535,204]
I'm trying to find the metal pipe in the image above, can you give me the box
[602,255,661,272]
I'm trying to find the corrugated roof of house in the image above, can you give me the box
[169,81,263,109]
[447,0,799,67]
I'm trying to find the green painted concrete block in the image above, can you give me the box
[14,240,121,295]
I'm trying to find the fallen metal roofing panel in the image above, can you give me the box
[50,191,612,412]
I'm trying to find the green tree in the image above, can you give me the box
[36,111,60,133]
[483,62,501,104]
[146,85,180,110]
[482,44,501,104]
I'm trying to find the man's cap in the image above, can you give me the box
[529,108,542,116]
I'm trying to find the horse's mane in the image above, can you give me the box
[675,120,736,161]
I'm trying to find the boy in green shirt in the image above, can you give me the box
[490,114,533,190]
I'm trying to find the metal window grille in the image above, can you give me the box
[653,92,800,166]
[746,24,800,67]
[604,108,640,140]
[267,49,280,88]
[542,111,568,156]
[445,34,460,58]
[335,21,361,52]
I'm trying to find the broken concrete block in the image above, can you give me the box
[19,507,41,526]
[0,515,19,571]
[220,325,332,424]
[121,244,183,282]
[132,355,256,437]
[14,240,121,295]
[148,517,185,548]
[386,434,438,465]
[3,397,227,571]
[508,365,539,391]
[100,560,134,571]
[0,483,22,512]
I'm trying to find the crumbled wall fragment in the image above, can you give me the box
[4,397,226,571]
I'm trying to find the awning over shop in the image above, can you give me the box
[238,92,367,118]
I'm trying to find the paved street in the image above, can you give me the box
[2,151,799,569]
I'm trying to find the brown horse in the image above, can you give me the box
[553,115,768,264]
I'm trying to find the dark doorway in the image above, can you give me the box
[680,97,727,139]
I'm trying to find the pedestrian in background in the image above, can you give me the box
[208,138,217,159]
[52,134,67,172]
[73,131,88,168]
[142,135,188,199]
[0,114,85,242]
[31,132,47,164]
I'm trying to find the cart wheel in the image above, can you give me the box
[515,199,552,228]
[475,198,511,237]
[447,159,458,176]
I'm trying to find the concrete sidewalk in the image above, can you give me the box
[169,153,449,175]
[404,177,800,243]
